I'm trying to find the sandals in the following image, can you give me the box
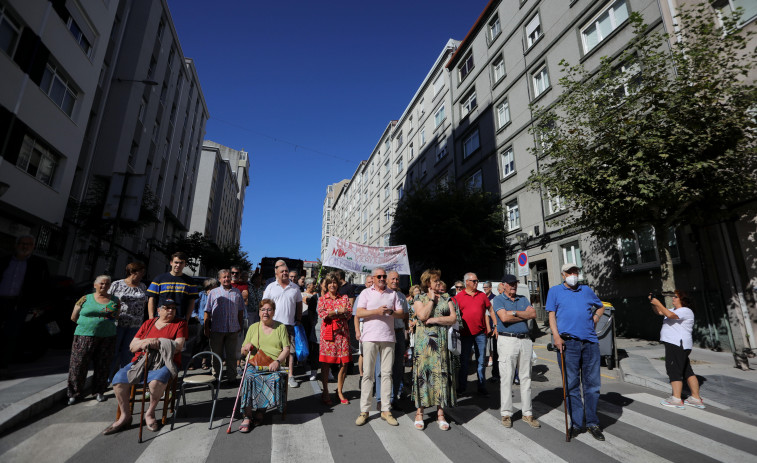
[339,395,349,405]
[414,412,425,430]
[239,419,252,433]
[437,410,450,431]
[145,417,160,432]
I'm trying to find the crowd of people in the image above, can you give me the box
[0,240,700,440]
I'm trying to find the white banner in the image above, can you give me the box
[322,237,411,275]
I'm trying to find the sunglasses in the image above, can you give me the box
[374,275,387,279]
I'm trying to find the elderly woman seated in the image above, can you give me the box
[103,299,188,435]
[237,298,290,433]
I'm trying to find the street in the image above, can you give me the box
[1,344,756,463]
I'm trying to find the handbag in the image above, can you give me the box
[293,322,310,363]
[250,323,275,367]
[448,321,462,356]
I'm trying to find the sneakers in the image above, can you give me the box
[684,397,706,409]
[288,376,299,388]
[355,412,369,426]
[67,397,77,405]
[523,415,541,428]
[660,396,685,409]
[309,369,318,381]
[501,416,512,428]
[95,393,107,403]
[381,411,399,426]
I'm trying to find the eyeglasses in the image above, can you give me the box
[231,271,239,275]
[469,279,479,283]
[374,275,387,279]
[455,286,464,289]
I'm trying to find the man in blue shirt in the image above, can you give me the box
[546,263,605,441]
[492,274,540,429]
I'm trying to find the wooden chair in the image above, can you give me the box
[115,375,178,425]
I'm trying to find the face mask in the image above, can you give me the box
[565,275,578,287]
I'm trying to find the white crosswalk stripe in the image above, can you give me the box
[446,406,567,463]
[625,392,757,442]
[138,418,223,463]
[369,411,454,463]
[0,421,110,463]
[597,400,757,462]
[271,412,334,463]
[531,402,673,463]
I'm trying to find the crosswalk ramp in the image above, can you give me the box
[1,392,756,463]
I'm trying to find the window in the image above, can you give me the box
[147,57,157,79]
[581,0,629,53]
[363,232,367,243]
[128,142,138,168]
[384,139,391,154]
[66,16,92,57]
[561,242,584,279]
[384,159,390,175]
[433,72,444,96]
[396,157,403,174]
[496,99,510,129]
[436,143,447,162]
[420,128,426,146]
[462,129,480,158]
[434,104,446,128]
[167,47,176,72]
[506,200,521,231]
[40,63,78,117]
[157,18,165,39]
[408,170,414,185]
[418,98,425,117]
[532,65,550,97]
[421,159,427,175]
[436,172,450,190]
[612,62,641,98]
[384,183,390,200]
[525,14,542,48]
[458,53,474,81]
[0,5,21,57]
[397,184,404,200]
[547,193,566,214]
[492,56,506,83]
[466,170,483,191]
[409,143,414,159]
[619,225,680,269]
[716,0,757,26]
[16,135,60,187]
[500,147,515,178]
[362,210,367,223]
[461,91,477,118]
[489,15,502,42]
[396,132,403,148]
[370,224,374,238]
[385,209,391,223]
[137,98,146,122]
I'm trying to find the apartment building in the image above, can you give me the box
[320,179,348,260]
[0,0,118,270]
[188,141,249,259]
[61,0,209,280]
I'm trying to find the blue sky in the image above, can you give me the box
[166,0,488,268]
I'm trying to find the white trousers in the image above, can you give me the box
[497,336,533,417]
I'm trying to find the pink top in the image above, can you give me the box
[356,286,404,342]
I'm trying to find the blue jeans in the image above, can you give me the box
[459,333,487,392]
[109,326,140,382]
[557,339,601,429]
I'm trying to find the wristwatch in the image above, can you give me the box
[511,311,517,317]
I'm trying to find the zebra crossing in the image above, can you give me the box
[1,390,756,463]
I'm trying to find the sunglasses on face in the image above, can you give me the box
[374,275,387,279]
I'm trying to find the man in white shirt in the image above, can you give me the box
[262,263,303,388]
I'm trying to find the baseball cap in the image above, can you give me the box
[561,263,579,273]
[502,274,518,284]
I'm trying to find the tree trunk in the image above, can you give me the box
[657,225,677,309]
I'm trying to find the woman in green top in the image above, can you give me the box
[237,298,290,433]
[67,275,119,405]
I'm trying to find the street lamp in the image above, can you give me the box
[515,232,529,249]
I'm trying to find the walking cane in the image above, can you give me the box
[560,347,570,442]
[138,351,151,443]
[226,352,252,434]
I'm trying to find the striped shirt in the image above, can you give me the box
[146,273,199,318]
[207,286,244,333]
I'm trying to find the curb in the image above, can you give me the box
[0,374,92,436]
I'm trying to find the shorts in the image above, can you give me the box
[663,341,695,382]
[112,363,174,385]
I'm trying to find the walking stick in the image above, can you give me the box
[138,351,151,443]
[226,352,252,434]
[560,347,570,442]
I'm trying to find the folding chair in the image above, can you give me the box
[171,351,223,429]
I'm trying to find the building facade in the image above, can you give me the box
[0,0,119,270]
[320,179,348,260]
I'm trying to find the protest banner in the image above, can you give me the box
[322,237,411,275]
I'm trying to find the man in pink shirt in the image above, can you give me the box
[354,267,404,427]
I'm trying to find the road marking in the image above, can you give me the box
[139,417,222,462]
[272,412,334,463]
[598,400,757,462]
[0,421,109,463]
[532,402,672,463]
[369,411,453,463]
[625,393,757,442]
[447,407,566,463]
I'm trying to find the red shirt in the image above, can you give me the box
[454,290,492,336]
[131,318,189,365]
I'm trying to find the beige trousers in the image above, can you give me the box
[360,341,394,412]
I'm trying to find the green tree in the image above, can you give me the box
[528,5,757,298]
[390,183,508,282]
[161,232,252,275]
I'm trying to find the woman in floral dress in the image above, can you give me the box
[411,269,461,431]
[317,272,352,405]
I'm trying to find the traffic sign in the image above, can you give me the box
[517,251,529,276]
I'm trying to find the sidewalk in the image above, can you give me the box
[0,348,91,435]
[616,337,757,417]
